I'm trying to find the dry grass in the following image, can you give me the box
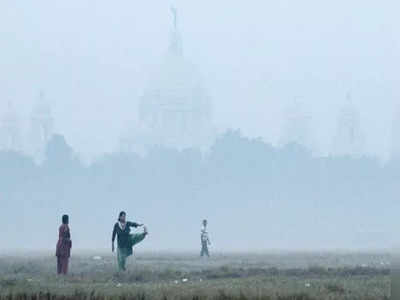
[0,252,390,300]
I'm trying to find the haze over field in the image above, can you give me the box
[0,1,399,252]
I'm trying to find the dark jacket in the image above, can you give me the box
[112,221,139,249]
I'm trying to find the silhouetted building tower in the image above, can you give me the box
[0,101,21,152]
[331,92,364,157]
[30,91,54,161]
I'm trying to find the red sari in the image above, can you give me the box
[56,224,72,275]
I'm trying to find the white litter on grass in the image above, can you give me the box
[27,278,33,282]
[116,283,122,287]
[182,278,188,283]
[305,283,311,288]
[174,280,179,284]
[93,256,102,260]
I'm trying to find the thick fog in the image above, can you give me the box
[0,1,399,252]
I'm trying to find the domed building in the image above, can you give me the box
[122,8,214,153]
[331,92,365,157]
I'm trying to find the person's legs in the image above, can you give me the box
[201,241,209,257]
[200,242,205,257]
[205,244,210,257]
[117,247,127,271]
[57,257,62,274]
[61,257,69,275]
[57,257,69,275]
[116,230,147,271]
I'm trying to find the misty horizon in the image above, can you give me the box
[1,1,399,161]
[0,1,399,253]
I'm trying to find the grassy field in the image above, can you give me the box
[0,251,390,300]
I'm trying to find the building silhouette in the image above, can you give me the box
[331,92,365,157]
[29,91,54,161]
[121,7,214,153]
[0,101,21,152]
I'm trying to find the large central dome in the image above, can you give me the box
[136,8,213,150]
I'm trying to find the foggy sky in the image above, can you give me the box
[1,0,399,159]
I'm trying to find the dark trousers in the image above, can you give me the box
[57,256,69,275]
[200,241,210,257]
[117,232,147,271]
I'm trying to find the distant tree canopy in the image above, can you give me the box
[0,130,395,193]
[0,131,397,250]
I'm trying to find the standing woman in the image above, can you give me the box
[112,211,148,271]
[56,214,72,275]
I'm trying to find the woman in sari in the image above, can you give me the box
[56,214,72,275]
[112,211,148,271]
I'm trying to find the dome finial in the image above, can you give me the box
[170,5,177,30]
[168,5,183,56]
